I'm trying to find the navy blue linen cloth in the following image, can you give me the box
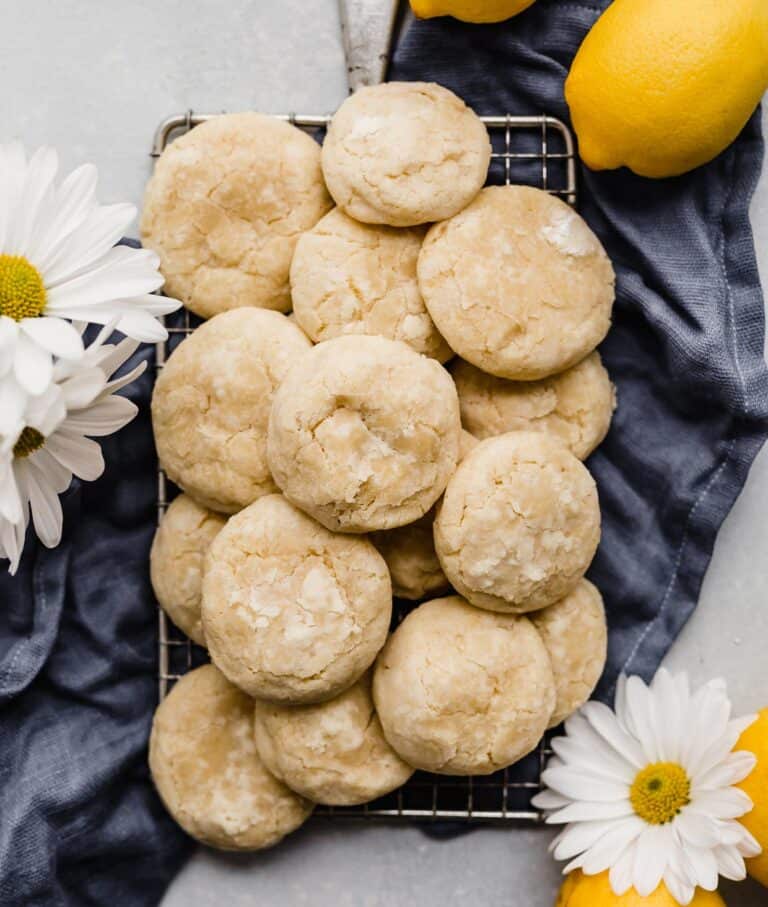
[1,1,767,903]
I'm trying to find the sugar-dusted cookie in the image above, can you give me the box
[152,308,312,513]
[371,430,477,600]
[141,112,332,317]
[202,495,392,704]
[434,432,601,613]
[419,186,615,379]
[150,494,226,645]
[290,208,451,361]
[321,82,490,227]
[253,671,413,806]
[267,335,461,532]
[373,596,555,774]
[452,351,616,459]
[149,664,312,850]
[531,579,608,728]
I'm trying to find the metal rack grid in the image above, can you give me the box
[153,110,576,824]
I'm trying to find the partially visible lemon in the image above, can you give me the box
[736,708,768,887]
[556,871,726,907]
[409,0,536,24]
[565,0,768,178]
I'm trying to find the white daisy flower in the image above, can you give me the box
[0,142,178,396]
[532,669,761,905]
[0,323,146,573]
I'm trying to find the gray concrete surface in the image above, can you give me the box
[1,2,766,905]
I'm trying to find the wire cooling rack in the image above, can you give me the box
[153,110,576,824]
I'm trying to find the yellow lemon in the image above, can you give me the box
[565,0,768,178]
[409,0,536,24]
[555,871,727,907]
[736,708,768,887]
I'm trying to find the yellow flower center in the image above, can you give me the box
[630,761,691,825]
[0,254,47,320]
[13,427,45,459]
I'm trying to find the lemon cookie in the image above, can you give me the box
[418,186,615,379]
[452,352,616,459]
[267,335,461,532]
[371,430,477,600]
[150,494,226,645]
[141,112,332,318]
[373,596,555,774]
[290,208,451,361]
[149,664,312,850]
[202,494,392,703]
[531,579,608,727]
[321,82,491,227]
[434,432,601,613]
[152,308,312,513]
[253,671,413,806]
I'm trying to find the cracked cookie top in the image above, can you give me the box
[372,596,556,775]
[267,334,462,532]
[371,429,477,601]
[202,494,392,704]
[152,308,312,513]
[141,112,332,318]
[434,432,601,613]
[451,351,616,459]
[418,186,615,380]
[290,207,452,361]
[150,494,227,646]
[149,664,313,850]
[321,82,491,227]
[531,579,607,728]
[253,670,413,806]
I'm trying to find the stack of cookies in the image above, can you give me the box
[143,82,616,851]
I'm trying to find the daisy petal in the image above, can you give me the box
[45,431,104,481]
[632,825,670,897]
[691,788,754,820]
[64,396,137,435]
[20,316,85,361]
[714,845,748,881]
[541,766,630,802]
[551,820,620,861]
[580,817,645,876]
[546,799,634,824]
[14,334,53,396]
[695,750,757,790]
[18,457,63,548]
[581,701,645,769]
[608,846,636,896]
[58,367,106,410]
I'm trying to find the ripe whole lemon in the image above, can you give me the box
[555,871,727,907]
[409,0,536,24]
[736,708,768,887]
[565,0,768,179]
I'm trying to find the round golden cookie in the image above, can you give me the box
[373,596,556,775]
[371,430,477,600]
[152,308,312,513]
[531,579,608,728]
[290,208,451,361]
[321,82,491,227]
[140,112,332,318]
[267,335,461,532]
[452,351,616,459]
[253,671,413,806]
[202,494,392,704]
[149,664,312,850]
[150,494,226,645]
[434,432,601,613]
[418,186,615,379]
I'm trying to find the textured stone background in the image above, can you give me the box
[1,2,766,904]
